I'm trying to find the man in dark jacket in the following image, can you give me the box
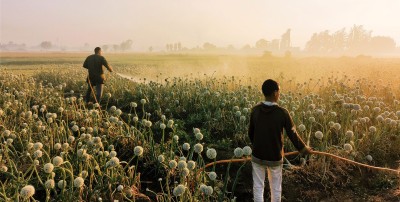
[248,79,311,202]
[83,47,113,104]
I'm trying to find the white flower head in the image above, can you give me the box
[234,147,243,158]
[193,128,200,134]
[130,102,137,108]
[182,143,190,151]
[33,142,43,150]
[173,184,186,196]
[177,160,187,170]
[158,155,165,163]
[34,150,43,158]
[194,143,203,154]
[53,156,63,166]
[369,126,377,133]
[43,163,54,174]
[345,131,354,138]
[160,123,166,130]
[54,143,61,150]
[134,146,144,156]
[58,180,67,189]
[181,168,190,177]
[195,132,203,140]
[20,185,35,198]
[206,148,217,159]
[333,123,341,130]
[315,131,323,140]
[187,160,196,170]
[169,160,177,169]
[74,177,85,188]
[0,165,8,172]
[344,143,353,152]
[45,179,55,189]
[208,171,217,181]
[109,150,117,158]
[298,124,306,132]
[108,157,120,168]
[243,146,252,156]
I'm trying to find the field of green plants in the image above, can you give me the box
[0,53,399,201]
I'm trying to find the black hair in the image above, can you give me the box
[262,79,279,97]
[94,47,101,54]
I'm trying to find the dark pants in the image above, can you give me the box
[85,83,104,103]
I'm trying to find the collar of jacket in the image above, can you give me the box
[263,101,278,106]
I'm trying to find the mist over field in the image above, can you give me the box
[1,0,400,57]
[1,1,400,202]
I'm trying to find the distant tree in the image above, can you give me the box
[227,44,235,50]
[203,42,216,50]
[40,41,52,50]
[113,44,120,52]
[241,44,251,50]
[280,29,291,50]
[270,39,280,51]
[332,28,347,52]
[255,39,269,49]
[102,45,109,52]
[148,46,153,52]
[369,36,396,52]
[347,25,371,52]
[166,44,170,51]
[177,42,181,51]
[120,40,133,51]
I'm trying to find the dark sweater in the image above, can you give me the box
[248,103,307,164]
[83,54,112,85]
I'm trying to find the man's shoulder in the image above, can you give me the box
[251,102,263,110]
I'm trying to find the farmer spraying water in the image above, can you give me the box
[248,79,312,202]
[83,47,113,104]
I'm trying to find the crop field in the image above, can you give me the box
[0,52,399,201]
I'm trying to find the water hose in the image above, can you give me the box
[200,151,400,175]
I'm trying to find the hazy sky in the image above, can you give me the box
[1,0,399,50]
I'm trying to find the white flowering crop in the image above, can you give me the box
[74,177,85,188]
[134,146,144,156]
[206,148,217,159]
[169,160,177,169]
[173,184,186,196]
[195,132,203,140]
[182,143,190,151]
[43,163,54,174]
[208,171,217,181]
[315,131,323,140]
[194,143,203,154]
[344,143,353,152]
[243,146,252,156]
[58,180,67,189]
[158,155,165,163]
[234,147,244,158]
[187,160,196,170]
[52,156,63,166]
[177,160,187,170]
[45,179,55,189]
[20,185,35,199]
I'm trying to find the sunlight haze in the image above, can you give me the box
[1,0,399,51]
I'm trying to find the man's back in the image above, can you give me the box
[248,103,306,162]
[83,54,111,84]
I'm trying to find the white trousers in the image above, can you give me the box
[252,162,282,202]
